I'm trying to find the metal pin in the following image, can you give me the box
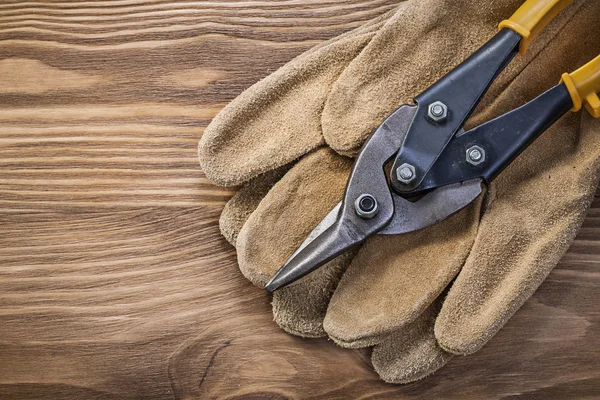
[428,101,448,122]
[466,145,486,166]
[396,163,416,184]
[354,194,379,219]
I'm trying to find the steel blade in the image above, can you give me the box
[266,105,418,292]
[379,178,483,235]
[265,218,359,292]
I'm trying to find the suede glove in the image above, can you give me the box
[199,0,600,383]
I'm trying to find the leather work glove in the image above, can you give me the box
[199,0,600,384]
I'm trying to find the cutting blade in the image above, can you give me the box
[265,179,483,292]
[379,178,483,235]
[265,105,417,292]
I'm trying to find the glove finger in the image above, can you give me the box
[372,297,452,384]
[436,116,599,355]
[322,0,580,155]
[236,147,354,337]
[219,156,344,337]
[324,0,588,351]
[273,250,356,338]
[198,10,394,187]
[323,193,483,348]
[435,1,600,355]
[220,165,291,247]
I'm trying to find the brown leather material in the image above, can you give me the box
[323,195,483,348]
[198,10,394,187]
[198,0,600,384]
[235,148,353,288]
[219,166,291,247]
[372,298,453,384]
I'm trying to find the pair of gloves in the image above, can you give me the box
[199,0,600,383]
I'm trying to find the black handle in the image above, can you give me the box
[413,82,574,193]
[390,29,522,193]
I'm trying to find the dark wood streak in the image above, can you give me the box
[0,1,599,399]
[197,340,231,390]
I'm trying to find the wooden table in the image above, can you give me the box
[0,1,598,398]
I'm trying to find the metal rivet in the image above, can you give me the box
[427,101,448,123]
[466,145,486,166]
[396,163,416,184]
[355,194,379,219]
[469,149,482,162]
[431,104,444,117]
[399,167,414,180]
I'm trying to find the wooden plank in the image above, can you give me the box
[0,1,598,399]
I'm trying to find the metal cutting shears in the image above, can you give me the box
[266,0,600,292]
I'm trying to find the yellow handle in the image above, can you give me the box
[561,55,600,118]
[498,0,574,54]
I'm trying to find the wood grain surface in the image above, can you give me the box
[0,1,599,399]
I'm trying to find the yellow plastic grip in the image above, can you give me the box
[561,55,600,118]
[498,0,574,54]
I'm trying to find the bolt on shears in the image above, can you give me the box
[266,0,600,292]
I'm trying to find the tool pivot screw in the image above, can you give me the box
[355,194,379,219]
[427,101,448,122]
[469,149,482,162]
[396,163,416,184]
[399,167,414,180]
[466,145,486,166]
